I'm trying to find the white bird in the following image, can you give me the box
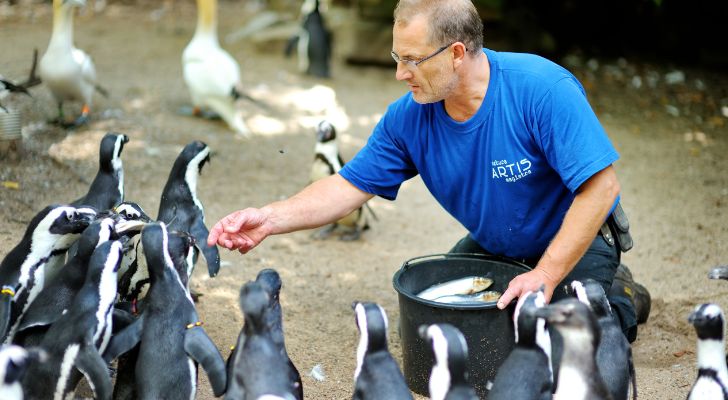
[39,0,106,127]
[182,0,250,136]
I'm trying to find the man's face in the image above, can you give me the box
[392,15,459,104]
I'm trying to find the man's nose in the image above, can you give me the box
[395,63,413,81]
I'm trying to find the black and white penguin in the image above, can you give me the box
[686,303,728,400]
[310,120,374,241]
[352,301,413,400]
[709,266,728,281]
[102,222,227,399]
[488,289,553,400]
[534,299,613,400]
[0,204,96,343]
[0,345,46,400]
[256,269,303,399]
[572,280,635,400]
[225,280,301,399]
[20,239,123,400]
[293,0,332,78]
[39,0,108,126]
[157,140,220,278]
[418,323,478,400]
[11,217,117,347]
[72,132,129,211]
[114,201,153,308]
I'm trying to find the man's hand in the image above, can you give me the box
[496,268,559,309]
[207,208,272,254]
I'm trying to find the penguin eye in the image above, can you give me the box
[67,212,75,221]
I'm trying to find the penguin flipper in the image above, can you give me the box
[112,307,136,332]
[191,217,220,277]
[103,316,143,363]
[0,293,14,342]
[76,344,113,400]
[185,326,227,396]
[284,35,299,57]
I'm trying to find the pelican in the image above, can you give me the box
[182,0,250,136]
[39,0,106,127]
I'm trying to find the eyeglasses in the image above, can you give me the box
[391,42,455,70]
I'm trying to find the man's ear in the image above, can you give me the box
[452,42,468,68]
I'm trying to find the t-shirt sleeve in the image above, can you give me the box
[534,77,619,192]
[339,106,418,201]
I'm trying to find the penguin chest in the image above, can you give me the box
[310,158,333,182]
[554,366,589,399]
[0,383,22,400]
[688,375,728,400]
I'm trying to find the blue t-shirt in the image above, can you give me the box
[339,48,619,260]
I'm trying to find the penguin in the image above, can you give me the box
[71,132,129,211]
[157,141,220,279]
[114,201,153,313]
[352,301,413,400]
[39,0,108,127]
[20,239,123,400]
[0,204,96,343]
[418,323,478,400]
[102,222,227,399]
[0,345,46,400]
[686,303,728,400]
[11,217,117,347]
[534,299,613,400]
[287,0,332,78]
[310,120,375,241]
[571,280,636,400]
[709,265,728,280]
[488,289,553,400]
[225,281,301,399]
[182,0,251,136]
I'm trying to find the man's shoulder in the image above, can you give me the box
[489,49,575,86]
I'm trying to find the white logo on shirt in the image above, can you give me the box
[491,158,532,182]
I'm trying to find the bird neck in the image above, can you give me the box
[194,0,218,39]
[697,338,728,380]
[50,3,75,50]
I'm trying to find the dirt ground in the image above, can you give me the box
[1,1,727,399]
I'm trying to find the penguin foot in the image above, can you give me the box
[311,224,336,240]
[339,229,362,242]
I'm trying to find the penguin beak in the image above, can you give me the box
[709,265,728,280]
[417,325,430,340]
[115,220,147,235]
[26,348,48,364]
[688,310,704,325]
[533,306,556,322]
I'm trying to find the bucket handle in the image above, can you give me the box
[399,253,532,274]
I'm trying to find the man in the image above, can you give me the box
[208,0,648,340]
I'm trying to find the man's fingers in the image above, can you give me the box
[223,212,249,234]
[497,287,517,310]
[207,221,225,247]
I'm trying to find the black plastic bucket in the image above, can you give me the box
[392,253,531,399]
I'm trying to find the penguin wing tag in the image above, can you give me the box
[102,315,144,363]
[191,217,220,277]
[76,344,113,400]
[184,326,228,396]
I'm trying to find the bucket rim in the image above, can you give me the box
[392,253,532,310]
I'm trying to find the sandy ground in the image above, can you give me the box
[1,1,727,399]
